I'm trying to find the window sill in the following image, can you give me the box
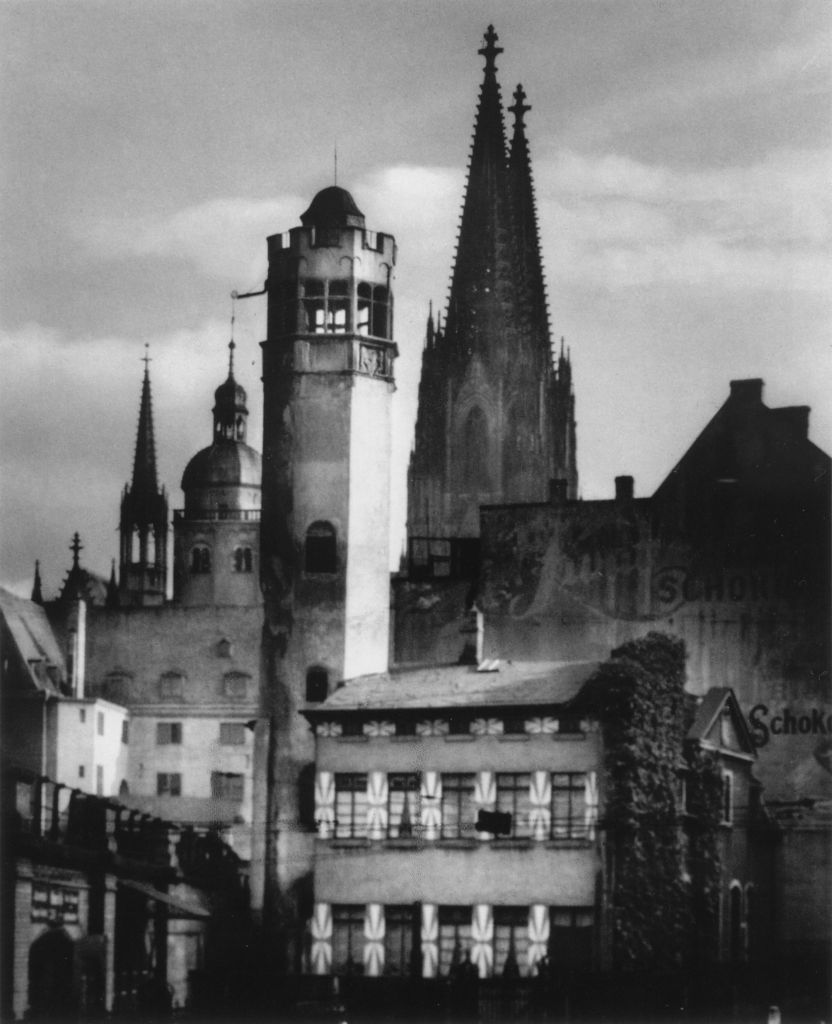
[330,838,370,848]
[497,734,530,743]
[335,736,368,744]
[489,838,533,850]
[383,838,421,850]
[551,733,586,742]
[444,735,476,743]
[436,838,479,850]
[390,735,421,743]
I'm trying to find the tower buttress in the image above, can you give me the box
[119,349,168,607]
[258,184,397,962]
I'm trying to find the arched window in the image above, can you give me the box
[357,282,390,338]
[460,407,490,491]
[191,546,211,574]
[233,547,253,573]
[305,521,337,574]
[306,667,329,703]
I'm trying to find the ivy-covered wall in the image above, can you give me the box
[585,632,722,971]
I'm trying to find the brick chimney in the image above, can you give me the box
[772,406,810,440]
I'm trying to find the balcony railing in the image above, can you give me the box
[4,767,243,889]
[173,509,261,523]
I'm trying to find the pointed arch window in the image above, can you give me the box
[191,546,211,574]
[305,521,337,574]
[460,407,491,492]
[233,547,253,573]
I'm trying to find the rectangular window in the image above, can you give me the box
[79,709,86,724]
[95,765,103,796]
[78,765,85,779]
[496,773,532,839]
[549,908,593,970]
[157,773,181,797]
[335,774,368,839]
[551,773,588,840]
[156,722,182,745]
[121,720,129,745]
[211,772,244,802]
[502,715,527,735]
[384,905,416,976]
[159,673,184,699]
[223,674,249,699]
[440,773,475,839]
[332,905,365,975]
[387,774,419,838]
[219,722,246,745]
[494,907,529,977]
[438,906,472,977]
[96,711,104,736]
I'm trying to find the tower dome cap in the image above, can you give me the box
[300,186,365,229]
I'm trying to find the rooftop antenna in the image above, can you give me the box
[228,293,236,377]
[334,141,338,185]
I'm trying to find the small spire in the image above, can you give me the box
[70,533,83,569]
[509,83,531,130]
[31,560,43,604]
[142,342,151,376]
[478,24,503,73]
[228,295,237,378]
[106,558,119,607]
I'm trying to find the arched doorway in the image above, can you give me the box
[28,927,74,1019]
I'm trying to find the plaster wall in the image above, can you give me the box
[315,843,597,906]
[50,699,128,796]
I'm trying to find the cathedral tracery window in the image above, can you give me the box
[460,406,491,492]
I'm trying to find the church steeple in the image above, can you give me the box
[31,560,43,604]
[509,83,550,347]
[119,348,168,607]
[444,24,518,357]
[406,26,579,555]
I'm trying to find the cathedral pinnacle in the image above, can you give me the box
[478,24,503,72]
[70,532,83,568]
[31,560,43,604]
[509,84,531,130]
[131,346,160,503]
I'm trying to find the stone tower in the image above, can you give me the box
[118,351,168,606]
[407,26,577,560]
[258,185,397,963]
[174,341,262,607]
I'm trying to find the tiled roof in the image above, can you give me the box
[307,659,600,714]
[0,587,65,693]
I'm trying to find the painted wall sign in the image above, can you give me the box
[748,704,832,748]
[652,566,785,613]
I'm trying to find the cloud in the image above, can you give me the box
[537,147,832,291]
[78,196,306,283]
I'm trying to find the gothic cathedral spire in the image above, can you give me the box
[118,347,168,606]
[407,27,578,563]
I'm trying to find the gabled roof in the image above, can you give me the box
[687,687,756,759]
[304,659,599,716]
[0,587,65,694]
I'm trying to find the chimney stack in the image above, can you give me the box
[459,605,484,666]
[615,475,634,502]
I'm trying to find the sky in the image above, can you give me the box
[1,0,830,599]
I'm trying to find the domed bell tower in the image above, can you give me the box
[259,186,397,956]
[174,341,262,607]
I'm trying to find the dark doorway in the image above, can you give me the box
[28,927,75,1020]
